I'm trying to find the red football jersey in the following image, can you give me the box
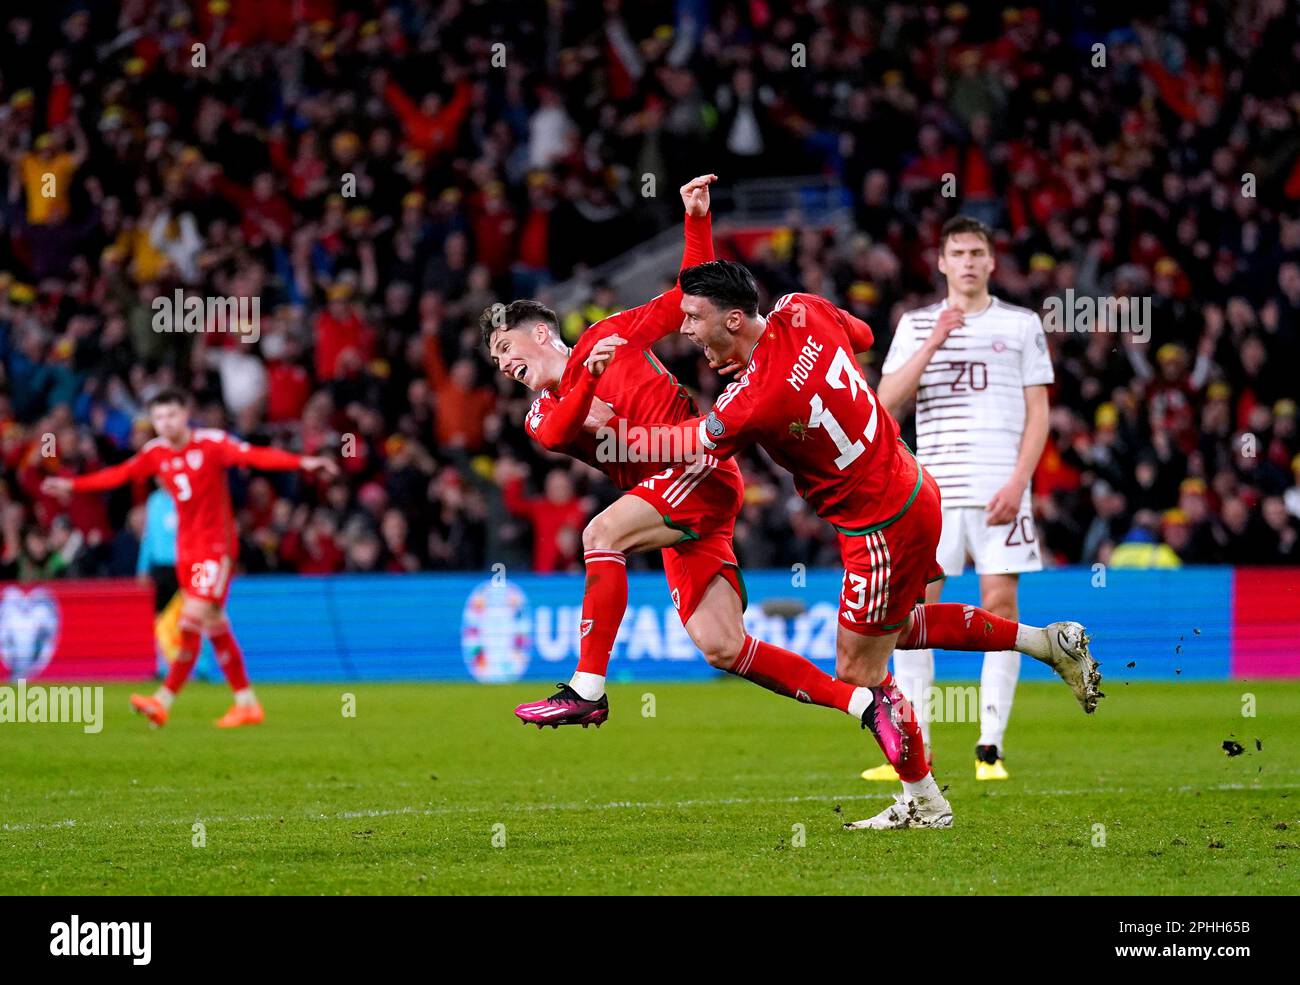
[70,428,302,560]
[696,293,920,532]
[524,215,736,491]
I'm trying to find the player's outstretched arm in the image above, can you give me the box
[224,438,339,477]
[42,455,153,497]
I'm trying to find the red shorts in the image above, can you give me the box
[836,466,945,636]
[630,455,746,623]
[178,553,235,606]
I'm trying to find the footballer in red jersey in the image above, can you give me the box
[486,176,894,735]
[42,389,337,728]
[597,261,1101,828]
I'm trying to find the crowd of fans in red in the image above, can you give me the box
[1,0,1297,584]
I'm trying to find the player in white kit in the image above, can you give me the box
[863,216,1054,781]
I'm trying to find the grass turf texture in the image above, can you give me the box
[1,680,1296,895]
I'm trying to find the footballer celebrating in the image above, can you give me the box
[602,261,1101,828]
[865,216,1055,782]
[42,389,337,728]
[487,176,906,737]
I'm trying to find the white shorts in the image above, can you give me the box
[935,495,1043,578]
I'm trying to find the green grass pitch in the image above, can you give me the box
[1,680,1296,895]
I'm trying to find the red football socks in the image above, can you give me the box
[575,550,628,676]
[898,603,1018,652]
[731,635,855,712]
[209,623,250,692]
[163,621,202,694]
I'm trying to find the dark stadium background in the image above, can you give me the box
[0,0,1297,586]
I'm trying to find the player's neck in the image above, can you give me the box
[539,339,573,389]
[735,315,766,365]
[164,428,192,450]
[947,290,992,315]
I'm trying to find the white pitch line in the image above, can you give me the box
[2,781,1297,834]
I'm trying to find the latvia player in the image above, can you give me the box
[602,262,1101,828]
[487,176,894,736]
[42,389,337,728]
[868,215,1056,781]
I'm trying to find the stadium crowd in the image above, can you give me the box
[1,0,1298,584]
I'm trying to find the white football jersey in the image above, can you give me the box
[882,297,1053,508]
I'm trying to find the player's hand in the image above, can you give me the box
[41,476,73,498]
[985,481,1025,527]
[584,397,615,431]
[708,353,745,376]
[584,335,626,376]
[680,174,717,218]
[930,307,964,349]
[301,455,340,478]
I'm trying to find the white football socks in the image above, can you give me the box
[847,686,873,720]
[1014,624,1050,661]
[977,650,1020,749]
[569,672,605,701]
[234,687,258,708]
[902,773,944,803]
[154,687,176,710]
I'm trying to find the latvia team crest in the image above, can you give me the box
[461,580,531,683]
[0,586,61,680]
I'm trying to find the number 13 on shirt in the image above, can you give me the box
[807,347,878,470]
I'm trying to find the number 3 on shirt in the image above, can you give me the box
[807,348,878,469]
[174,473,193,501]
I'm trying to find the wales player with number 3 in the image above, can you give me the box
[605,262,1101,828]
[42,389,338,728]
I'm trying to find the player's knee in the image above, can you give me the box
[696,628,744,670]
[582,514,617,552]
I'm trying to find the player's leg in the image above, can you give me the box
[974,572,1019,778]
[893,598,1100,712]
[514,491,678,727]
[838,622,951,830]
[835,530,951,828]
[861,575,944,781]
[130,588,206,726]
[837,472,952,828]
[680,566,871,717]
[890,504,966,750]
[208,598,265,728]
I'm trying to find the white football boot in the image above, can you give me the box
[1037,621,1103,713]
[844,792,954,830]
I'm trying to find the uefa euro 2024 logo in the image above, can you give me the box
[461,580,531,683]
[0,586,61,681]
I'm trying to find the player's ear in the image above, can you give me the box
[937,251,948,277]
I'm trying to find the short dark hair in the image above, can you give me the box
[679,260,759,317]
[148,387,191,409]
[479,300,560,351]
[940,215,994,251]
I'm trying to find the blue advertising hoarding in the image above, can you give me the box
[225,567,1235,684]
